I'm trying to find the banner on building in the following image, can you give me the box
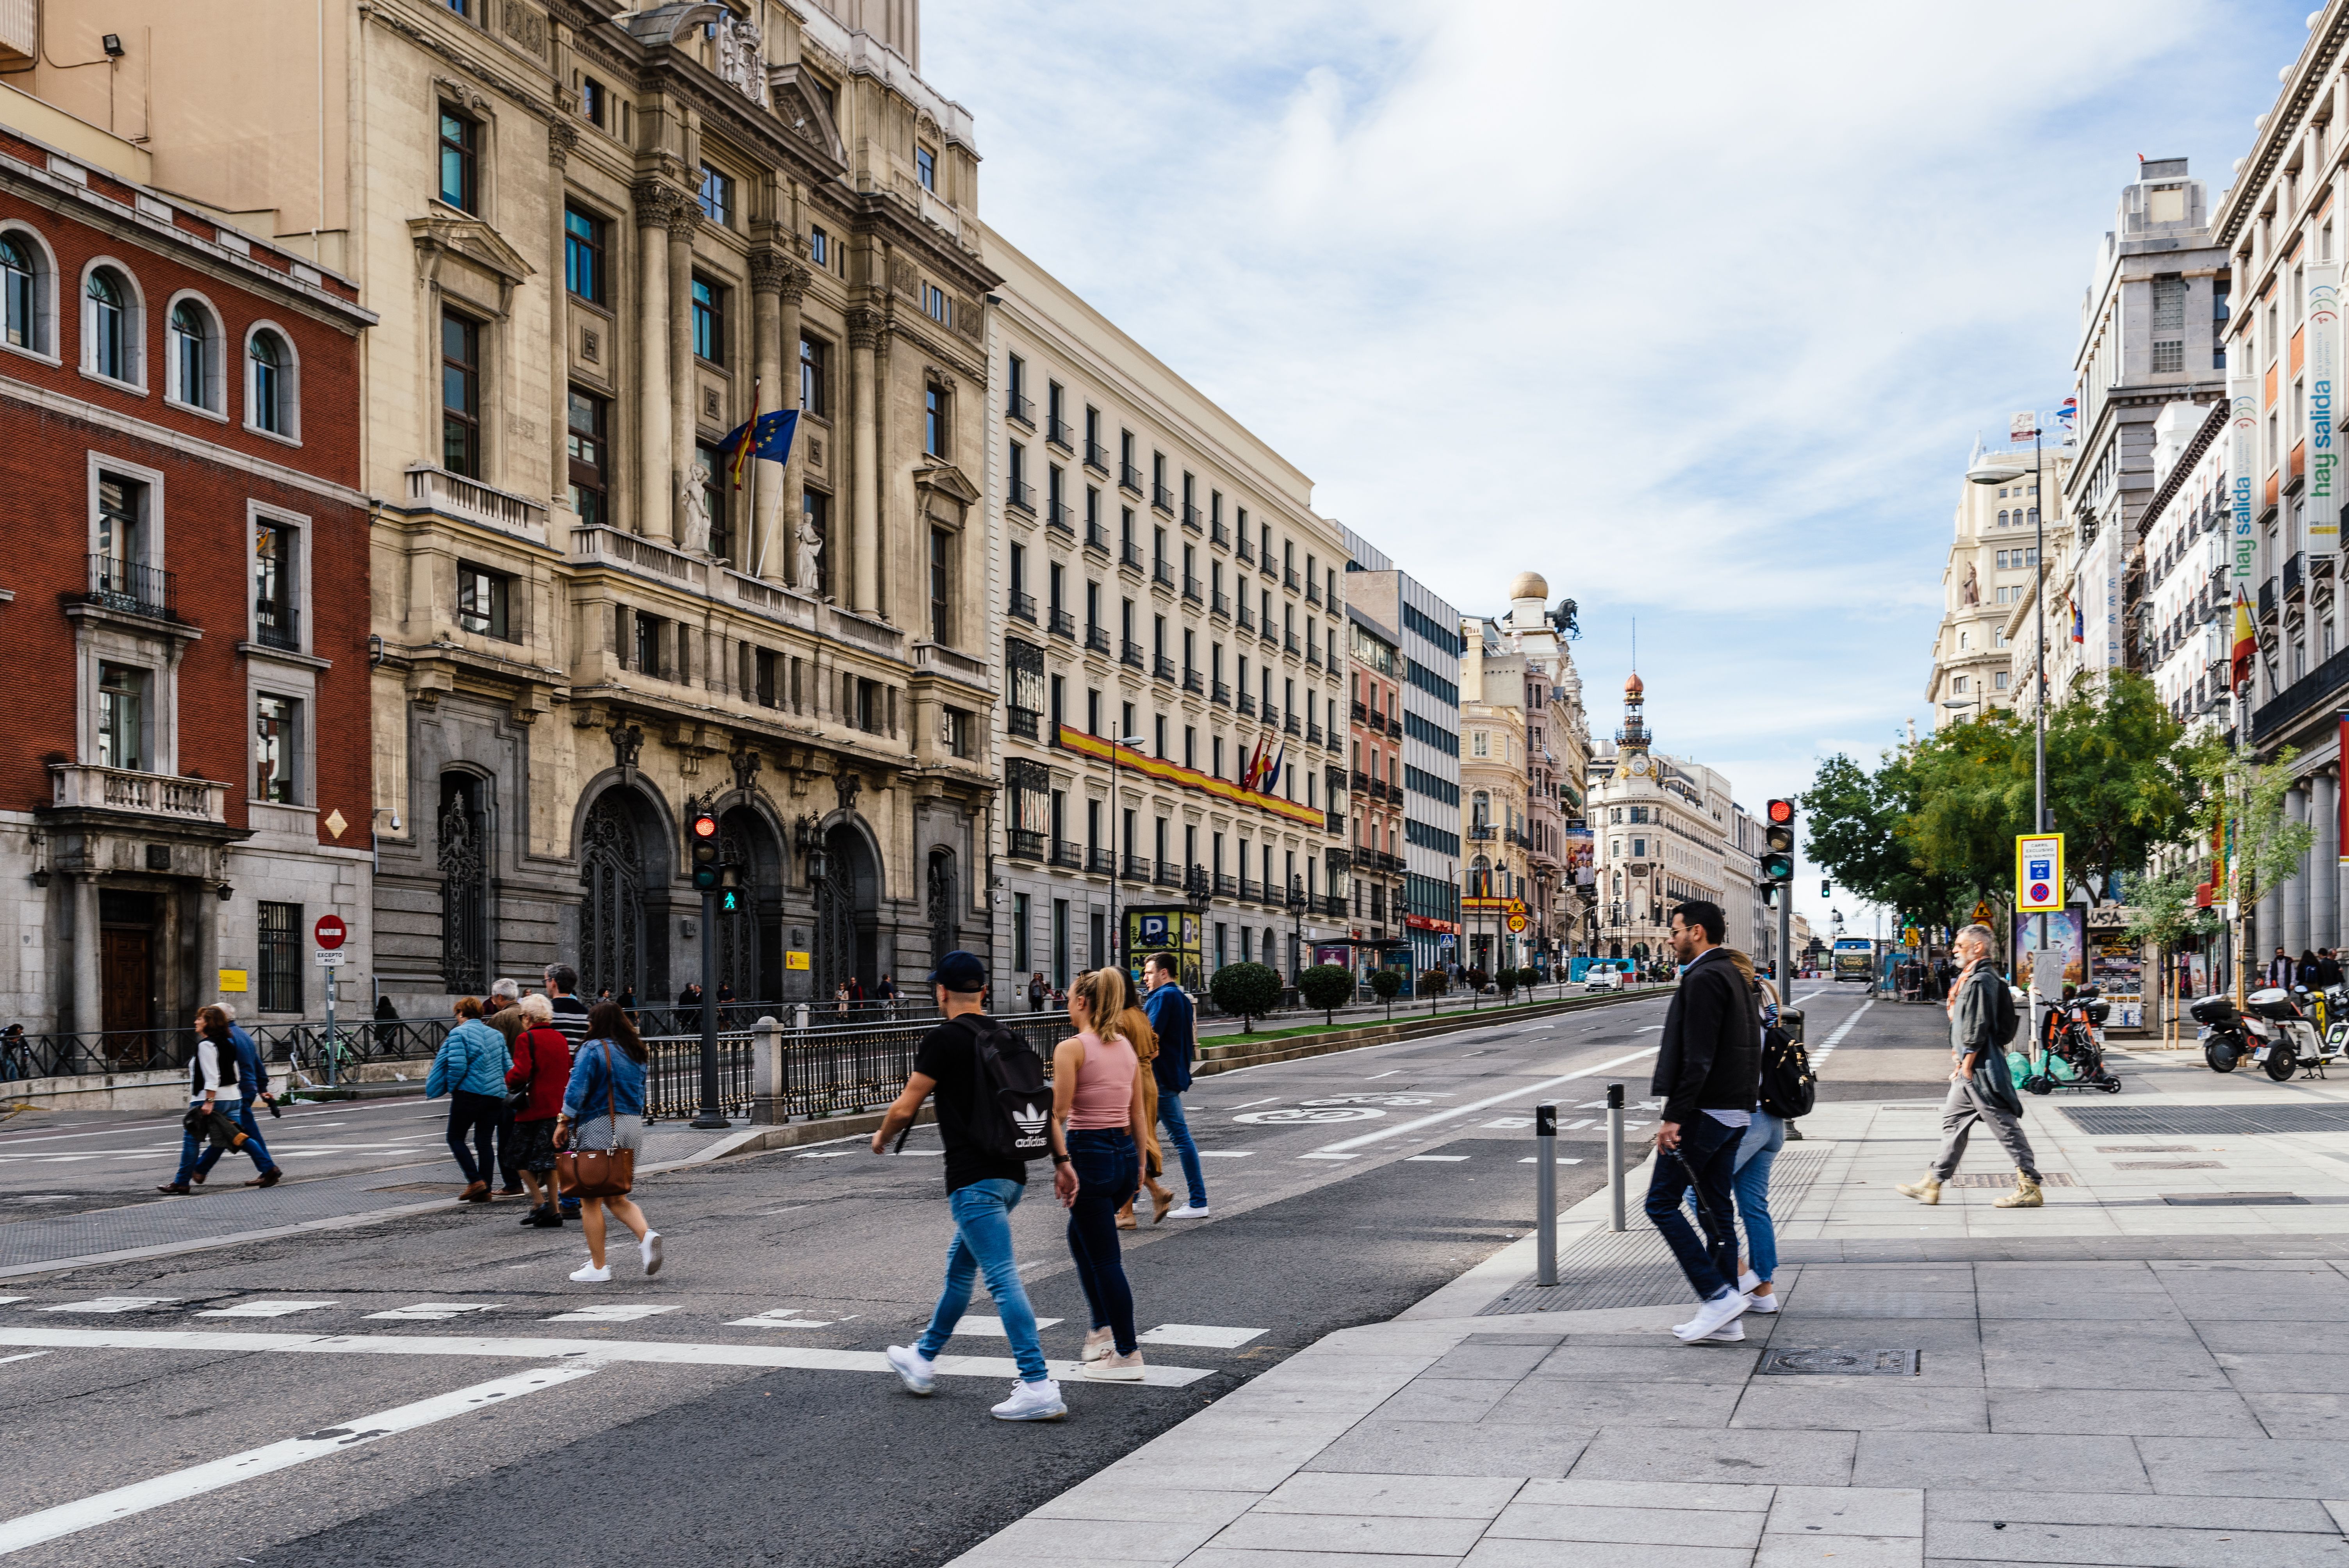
[2312,264,2341,556]
[2229,372,2260,579]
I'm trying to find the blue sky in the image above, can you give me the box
[926,0,2311,929]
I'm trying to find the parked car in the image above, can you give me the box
[1583,964,1625,992]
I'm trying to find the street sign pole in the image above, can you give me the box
[692,886,727,1130]
[312,915,348,1092]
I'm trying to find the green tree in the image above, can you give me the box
[2040,676,2201,906]
[1297,964,1355,1024]
[1208,961,1282,1033]
[1370,968,1404,1019]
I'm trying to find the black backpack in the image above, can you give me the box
[958,1014,1052,1163]
[1759,1022,1815,1120]
[1982,970,2022,1047]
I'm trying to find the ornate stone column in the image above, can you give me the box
[778,262,810,585]
[2316,770,2340,953]
[667,199,704,549]
[71,872,98,1036]
[747,250,806,585]
[847,306,883,615]
[548,122,579,517]
[631,180,676,538]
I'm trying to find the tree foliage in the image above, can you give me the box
[1208,962,1282,1033]
[1297,964,1355,1023]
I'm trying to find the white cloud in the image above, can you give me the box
[927,0,2305,802]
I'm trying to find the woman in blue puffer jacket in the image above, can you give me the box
[426,996,512,1203]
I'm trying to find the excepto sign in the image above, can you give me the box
[2014,832,2065,914]
[315,950,347,968]
[314,914,348,950]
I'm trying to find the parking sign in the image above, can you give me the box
[2015,833,2065,914]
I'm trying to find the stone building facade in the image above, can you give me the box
[0,103,374,1044]
[981,227,1349,996]
[1587,674,1732,966]
[21,0,1004,1011]
[1925,439,2075,727]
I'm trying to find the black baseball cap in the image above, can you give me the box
[927,950,988,994]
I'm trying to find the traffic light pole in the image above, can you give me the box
[692,885,726,1129]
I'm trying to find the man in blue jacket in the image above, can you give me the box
[1142,951,1208,1219]
[187,1004,283,1189]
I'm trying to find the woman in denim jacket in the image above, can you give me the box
[557,999,661,1283]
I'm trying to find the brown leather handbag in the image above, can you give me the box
[556,1041,635,1198]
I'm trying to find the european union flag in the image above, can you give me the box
[720,408,799,486]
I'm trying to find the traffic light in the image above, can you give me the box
[1762,799,1796,889]
[719,863,741,912]
[691,811,720,891]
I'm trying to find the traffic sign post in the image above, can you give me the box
[2015,834,2064,914]
[313,915,346,1090]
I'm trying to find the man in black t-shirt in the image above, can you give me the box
[873,951,1074,1422]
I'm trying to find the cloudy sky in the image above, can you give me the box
[927,0,2309,927]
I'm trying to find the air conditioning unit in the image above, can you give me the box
[0,0,36,68]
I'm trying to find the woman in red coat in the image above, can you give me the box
[506,994,574,1228]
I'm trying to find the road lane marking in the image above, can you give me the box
[0,1363,598,1556]
[1518,1157,1585,1165]
[1811,1000,1875,1066]
[1405,1155,1470,1162]
[1196,1150,1253,1157]
[365,1303,499,1321]
[39,1298,178,1314]
[1312,1046,1661,1155]
[1137,1324,1265,1348]
[193,1301,336,1319]
[1226,1096,1280,1110]
[545,1304,679,1323]
[727,1309,836,1327]
[0,1325,1213,1386]
[0,1352,47,1366]
[794,1151,853,1159]
[950,1316,1065,1336]
[1365,1070,1403,1079]
[1296,1152,1358,1161]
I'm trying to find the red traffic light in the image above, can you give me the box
[1766,798,1795,825]
[692,813,718,838]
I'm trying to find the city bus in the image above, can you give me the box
[1831,937,1875,984]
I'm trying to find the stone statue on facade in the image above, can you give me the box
[796,513,825,598]
[1960,563,1980,607]
[715,13,766,106]
[678,472,713,558]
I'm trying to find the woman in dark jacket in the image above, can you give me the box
[506,994,573,1228]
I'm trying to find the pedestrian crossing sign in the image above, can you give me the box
[2014,832,2064,914]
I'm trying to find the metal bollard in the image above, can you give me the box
[1535,1101,1558,1286]
[1606,1082,1627,1233]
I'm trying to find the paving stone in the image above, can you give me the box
[1925,1489,2341,1531]
[1568,1427,1858,1487]
[1527,1345,1762,1383]
[1209,1509,1493,1556]
[1035,1487,1265,1528]
[1188,1550,1461,1568]
[2217,1353,2349,1392]
[1425,1342,1568,1381]
[1986,1388,2262,1437]
[2136,1435,2349,1499]
[955,1516,1223,1563]
[1851,1433,2149,1493]
[1464,1539,1754,1568]
[1368,1379,1522,1424]
[1302,1421,1589,1480]
[1486,1377,1742,1429]
[1514,1477,1777,1512]
[1766,1486,1924,1537]
[1754,1536,1924,1568]
[1257,1473,1525,1520]
[1733,1381,1988,1433]
[2240,1391,2349,1440]
[1926,1519,2349,1567]
[1486,1500,1764,1548]
[1982,1327,2230,1392]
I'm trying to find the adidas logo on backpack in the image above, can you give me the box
[1011,1100,1050,1154]
[958,1014,1054,1162]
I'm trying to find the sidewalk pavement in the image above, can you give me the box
[943,1042,2349,1568]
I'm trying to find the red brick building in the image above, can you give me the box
[0,120,372,1055]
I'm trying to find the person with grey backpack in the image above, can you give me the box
[874,951,1075,1422]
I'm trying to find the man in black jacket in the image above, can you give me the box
[1645,900,1762,1344]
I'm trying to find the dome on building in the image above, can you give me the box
[1624,671,1645,698]
[1508,570,1549,602]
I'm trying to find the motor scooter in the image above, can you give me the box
[2200,988,2324,1081]
[2009,985,2121,1094]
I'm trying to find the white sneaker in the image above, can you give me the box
[1745,1291,1780,1315]
[641,1231,663,1277]
[886,1344,936,1395]
[1738,1269,1759,1293]
[1167,1203,1210,1219]
[1084,1349,1146,1382]
[991,1378,1067,1421]
[1672,1288,1748,1343]
[568,1263,611,1284]
[1080,1326,1114,1363]
[1693,1319,1746,1343]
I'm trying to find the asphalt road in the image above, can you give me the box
[0,981,1881,1568]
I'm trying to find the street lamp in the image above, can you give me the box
[1941,695,1982,725]
[1183,862,1211,988]
[1965,426,2051,834]
[1107,732,1148,974]
[1286,875,1307,983]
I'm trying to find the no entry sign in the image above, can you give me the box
[314,914,348,950]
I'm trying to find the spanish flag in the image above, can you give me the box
[2231,586,2257,691]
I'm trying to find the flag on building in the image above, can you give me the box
[2231,586,2257,690]
[719,399,798,490]
[2069,597,2083,644]
[1241,739,1264,791]
[1262,743,1285,794]
[2055,396,2078,428]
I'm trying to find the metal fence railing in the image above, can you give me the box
[1,1018,460,1085]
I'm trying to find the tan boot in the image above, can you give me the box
[1993,1173,2043,1208]
[1894,1176,1942,1205]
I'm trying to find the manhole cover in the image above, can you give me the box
[2064,1105,2349,1135]
[1946,1172,2075,1187]
[1758,1348,1918,1377]
[2160,1192,2306,1206]
[2115,1160,2222,1169]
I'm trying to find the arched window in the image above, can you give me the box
[169,300,214,410]
[1997,509,2009,527]
[86,267,132,381]
[2,232,46,353]
[248,328,292,435]
[2027,507,2039,526]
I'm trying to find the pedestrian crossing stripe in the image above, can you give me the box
[725,1308,837,1328]
[949,1315,1065,1336]
[1518,1157,1584,1164]
[193,1300,335,1318]
[1135,1324,1265,1348]
[1405,1155,1469,1162]
[40,1297,178,1313]
[545,1304,679,1323]
[365,1303,498,1320]
[1196,1150,1252,1157]
[794,1150,854,1158]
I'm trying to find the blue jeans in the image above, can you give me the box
[1731,1110,1784,1285]
[1156,1091,1206,1206]
[1066,1128,1141,1355]
[195,1094,276,1178]
[915,1178,1049,1383]
[1644,1112,1744,1301]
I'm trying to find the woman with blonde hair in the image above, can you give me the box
[1055,967,1152,1380]
[1112,968,1178,1228]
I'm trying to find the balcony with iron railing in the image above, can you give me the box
[1121,639,1146,668]
[1284,567,1300,590]
[1260,623,1280,649]
[1238,691,1257,716]
[1007,708,1041,740]
[1008,828,1045,859]
[1215,873,1238,898]
[1305,579,1321,606]
[1211,681,1231,707]
[1124,852,1153,882]
[1182,575,1202,604]
[1084,521,1110,555]
[1353,700,1370,724]
[1085,625,1111,654]
[1306,720,1322,744]
[1386,715,1403,738]
[1235,535,1255,564]
[1046,415,1073,451]
[1260,554,1279,580]
[86,556,178,621]
[1182,502,1202,532]
[253,606,300,650]
[1240,876,1263,902]
[2259,577,2279,623]
[1119,461,1144,494]
[2286,551,2306,601]
[1305,644,1322,669]
[1210,520,1230,549]
[1467,823,1495,841]
[1284,631,1300,656]
[1049,607,1076,639]
[1152,482,1175,513]
[1261,702,1279,728]
[1121,540,1147,573]
[1152,558,1175,589]
[1009,591,1037,624]
[1354,769,1371,794]
[1007,392,1034,427]
[1089,846,1116,875]
[1182,669,1203,695]
[1052,839,1084,868]
[1007,480,1035,515]
[1154,653,1177,682]
[1085,440,1110,473]
[1047,501,1075,536]
[1156,860,1183,887]
[1327,729,1344,752]
[1284,713,1302,736]
[1237,602,1256,631]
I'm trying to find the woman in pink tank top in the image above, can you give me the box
[1053,967,1151,1379]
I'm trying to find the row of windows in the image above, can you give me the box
[1,231,301,436]
[1401,600,1465,659]
[1407,657,1459,707]
[1403,709,1460,757]
[96,660,310,801]
[1403,764,1460,807]
[1405,817,1462,857]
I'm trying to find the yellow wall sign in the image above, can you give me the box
[218,968,249,992]
[784,951,811,971]
[2015,833,2065,914]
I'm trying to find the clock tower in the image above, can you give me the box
[1615,672,1652,780]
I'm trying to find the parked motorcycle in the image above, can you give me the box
[2197,988,2324,1081]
